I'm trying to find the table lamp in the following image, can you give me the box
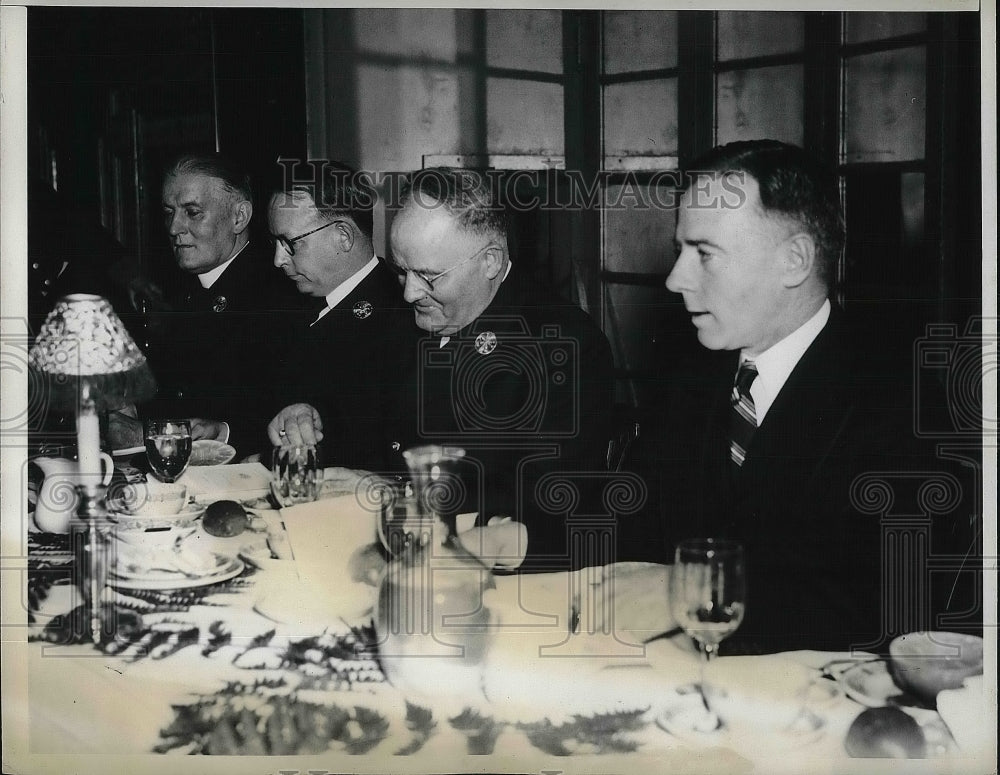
[28,293,156,643]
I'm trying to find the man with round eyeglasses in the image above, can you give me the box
[382,167,616,571]
[265,160,416,470]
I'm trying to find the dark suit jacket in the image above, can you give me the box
[386,266,616,569]
[630,308,980,653]
[142,240,308,457]
[272,259,416,471]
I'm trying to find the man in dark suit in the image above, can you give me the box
[635,141,978,654]
[142,153,306,457]
[385,168,616,570]
[265,161,414,470]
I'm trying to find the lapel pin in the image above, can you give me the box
[212,295,228,313]
[353,301,373,319]
[475,331,498,355]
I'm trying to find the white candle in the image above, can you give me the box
[77,406,101,492]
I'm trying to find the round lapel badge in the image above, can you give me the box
[212,295,228,313]
[353,301,373,319]
[475,331,498,355]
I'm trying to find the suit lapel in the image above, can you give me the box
[738,314,854,500]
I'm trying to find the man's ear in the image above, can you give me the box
[780,232,816,288]
[232,199,253,235]
[334,220,356,253]
[483,245,506,280]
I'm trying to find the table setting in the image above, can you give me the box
[19,433,992,772]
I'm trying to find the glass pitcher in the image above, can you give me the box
[375,445,495,702]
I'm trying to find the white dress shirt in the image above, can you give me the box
[311,255,379,327]
[742,299,831,425]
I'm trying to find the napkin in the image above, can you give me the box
[274,494,384,628]
[937,675,990,755]
[183,462,271,502]
[476,564,696,721]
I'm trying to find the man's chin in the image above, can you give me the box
[695,328,727,351]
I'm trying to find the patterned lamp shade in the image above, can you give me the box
[28,293,156,411]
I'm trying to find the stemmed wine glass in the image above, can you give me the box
[670,538,746,717]
[144,419,192,483]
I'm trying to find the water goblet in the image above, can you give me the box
[144,419,192,483]
[670,538,746,721]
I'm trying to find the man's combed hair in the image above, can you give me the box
[167,153,253,205]
[400,167,508,239]
[683,140,846,285]
[309,161,375,242]
[273,160,375,242]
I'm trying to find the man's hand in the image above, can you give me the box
[189,418,229,442]
[457,516,527,570]
[107,407,143,450]
[268,403,324,447]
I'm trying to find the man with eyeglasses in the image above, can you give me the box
[382,167,616,571]
[265,161,416,471]
[139,152,305,457]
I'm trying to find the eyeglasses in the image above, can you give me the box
[392,243,496,292]
[272,219,342,257]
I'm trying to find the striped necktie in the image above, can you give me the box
[729,360,759,468]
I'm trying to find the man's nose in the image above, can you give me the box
[665,249,694,294]
[166,212,184,237]
[273,243,289,269]
[401,272,425,303]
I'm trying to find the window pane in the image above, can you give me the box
[845,12,926,44]
[353,9,464,60]
[604,11,678,74]
[845,47,925,163]
[357,64,463,170]
[716,65,804,146]
[486,78,564,155]
[603,184,675,275]
[717,12,805,61]
[486,9,562,73]
[604,79,679,158]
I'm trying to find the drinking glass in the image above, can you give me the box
[271,444,320,506]
[378,445,467,555]
[670,538,746,712]
[144,419,192,483]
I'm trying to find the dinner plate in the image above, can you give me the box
[109,555,245,590]
[108,502,206,529]
[190,439,237,466]
[112,445,145,457]
[655,685,827,752]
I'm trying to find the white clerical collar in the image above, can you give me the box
[312,255,379,326]
[198,240,250,289]
[439,260,513,348]
[741,298,831,424]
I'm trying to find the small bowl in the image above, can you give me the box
[889,631,983,704]
[122,480,188,516]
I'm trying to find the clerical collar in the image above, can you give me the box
[439,260,513,348]
[198,240,250,289]
[311,255,379,326]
